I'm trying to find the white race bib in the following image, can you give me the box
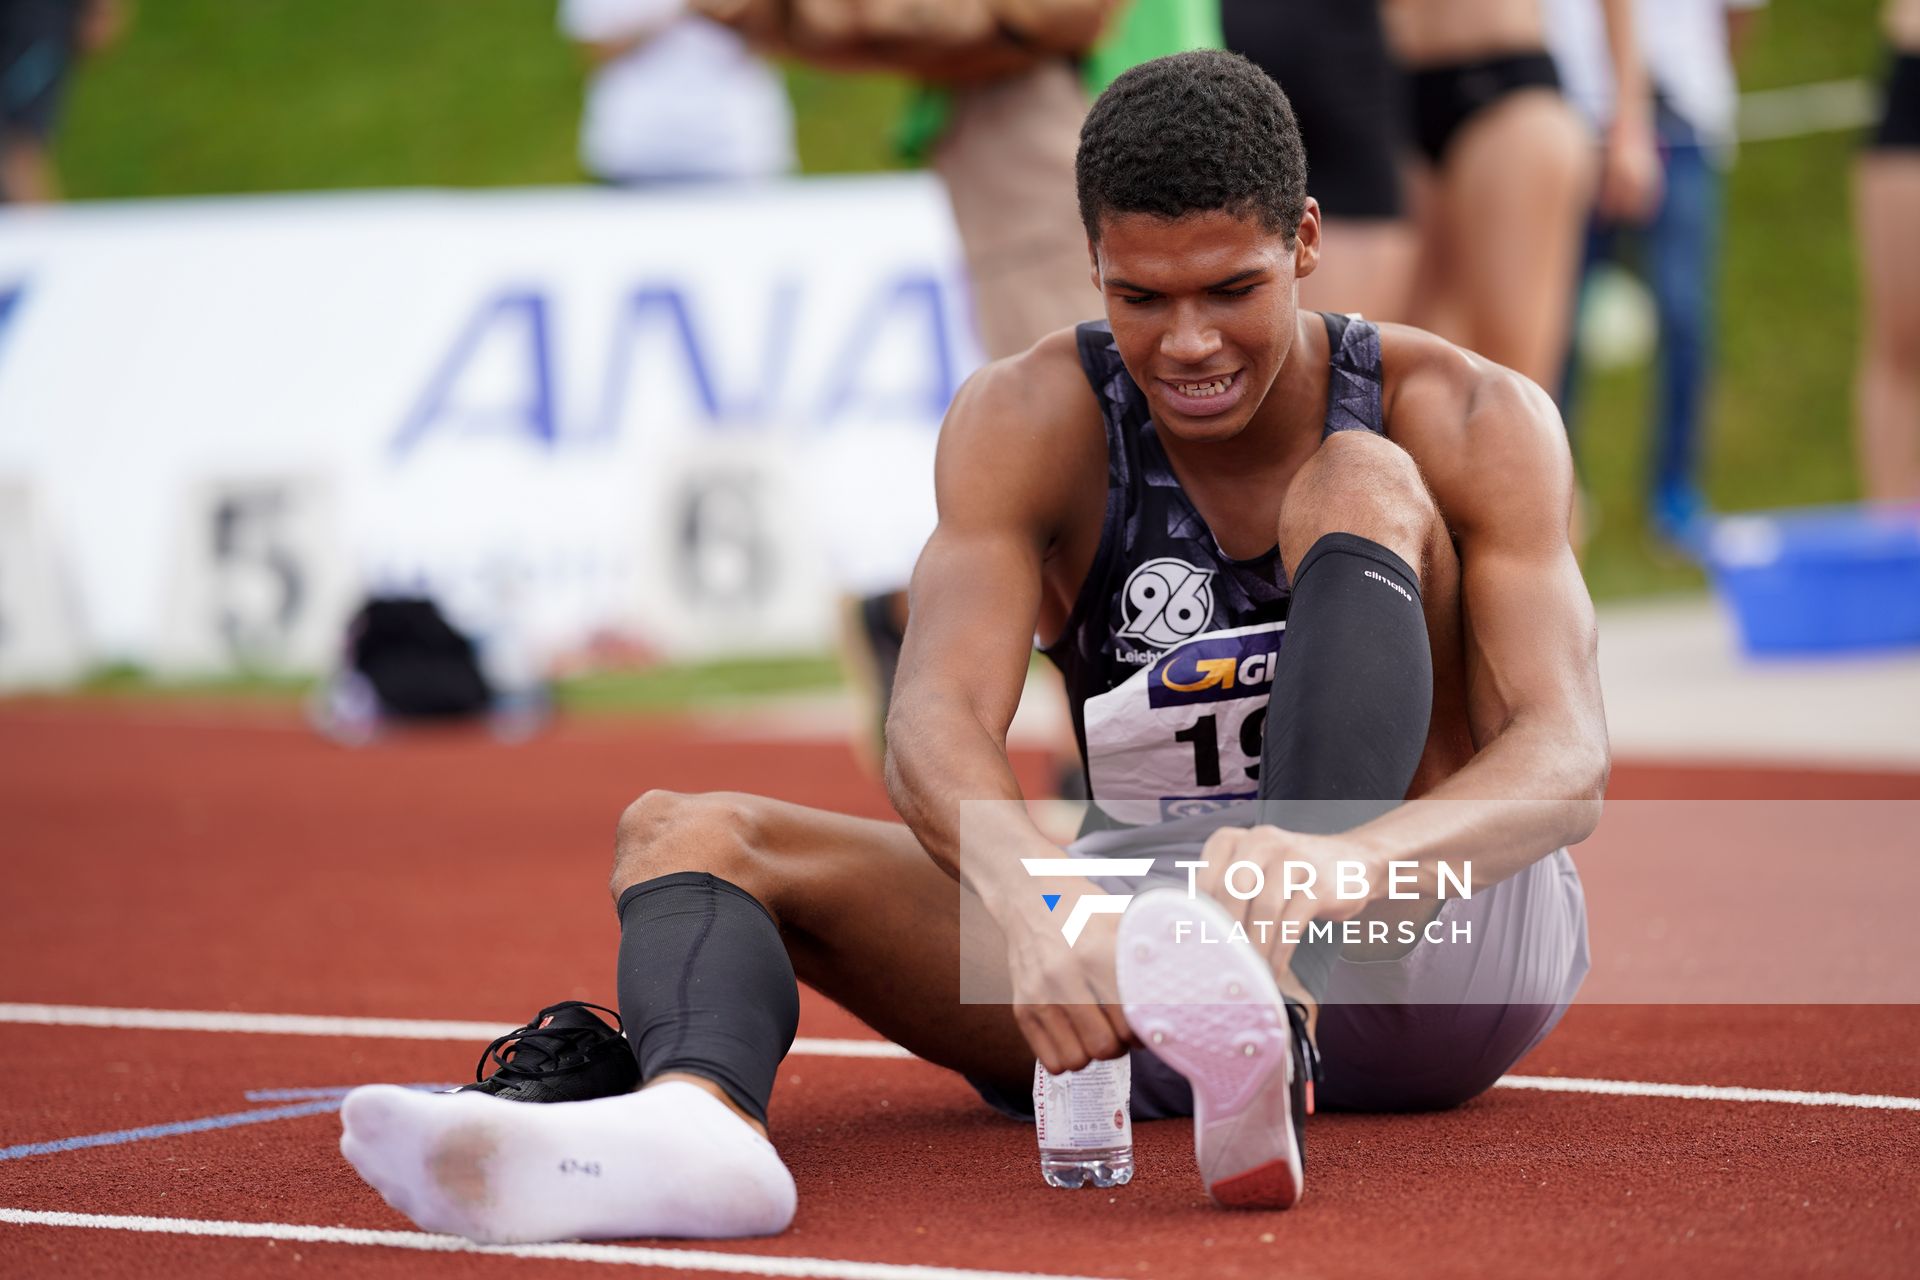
[1082,620,1284,825]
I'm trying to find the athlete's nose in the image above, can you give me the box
[1160,302,1222,367]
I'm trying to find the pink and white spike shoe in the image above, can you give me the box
[1117,888,1319,1209]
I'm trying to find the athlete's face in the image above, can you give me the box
[1089,204,1320,444]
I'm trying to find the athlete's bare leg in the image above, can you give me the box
[339,799,1037,1243]
[1855,151,1920,500]
[1418,91,1596,391]
[611,792,1036,1122]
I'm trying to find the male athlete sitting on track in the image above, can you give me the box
[340,50,1606,1242]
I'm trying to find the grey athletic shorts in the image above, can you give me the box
[971,804,1590,1118]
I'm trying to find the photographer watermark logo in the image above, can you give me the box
[1021,858,1157,946]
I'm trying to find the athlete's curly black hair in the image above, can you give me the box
[1076,49,1308,244]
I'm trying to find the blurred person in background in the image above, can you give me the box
[0,0,124,203]
[696,1,1211,780]
[1388,0,1658,397]
[880,0,1213,790]
[1224,0,1415,323]
[1548,0,1765,547]
[793,0,1128,778]
[1857,0,1920,501]
[562,0,794,185]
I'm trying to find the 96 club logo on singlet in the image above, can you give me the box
[1117,558,1215,649]
[1084,619,1285,825]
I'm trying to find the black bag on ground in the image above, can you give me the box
[347,597,493,719]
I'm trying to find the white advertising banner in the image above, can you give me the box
[0,178,980,678]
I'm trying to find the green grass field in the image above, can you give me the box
[51,0,1887,614]
[64,653,846,717]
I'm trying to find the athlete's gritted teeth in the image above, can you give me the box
[1157,369,1246,419]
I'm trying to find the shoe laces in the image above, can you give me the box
[473,1001,622,1083]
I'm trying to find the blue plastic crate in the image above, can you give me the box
[1705,503,1920,657]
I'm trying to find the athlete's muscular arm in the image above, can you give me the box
[1351,357,1610,888]
[885,340,1131,1071]
[885,360,1059,883]
[1199,352,1607,960]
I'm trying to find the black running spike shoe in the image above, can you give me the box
[456,1001,640,1104]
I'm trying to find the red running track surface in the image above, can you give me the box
[1,702,1917,1278]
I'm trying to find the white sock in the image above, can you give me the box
[338,1081,796,1244]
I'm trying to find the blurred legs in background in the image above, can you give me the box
[0,0,77,204]
[1405,65,1597,394]
[0,0,124,204]
[1303,219,1418,325]
[846,58,1093,782]
[1563,103,1725,545]
[1644,119,1719,537]
[1854,49,1920,502]
[932,59,1094,364]
[1223,0,1415,323]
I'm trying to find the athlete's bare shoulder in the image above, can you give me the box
[946,326,1102,450]
[933,325,1107,542]
[1374,322,1575,543]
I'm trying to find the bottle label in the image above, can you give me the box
[1033,1057,1133,1152]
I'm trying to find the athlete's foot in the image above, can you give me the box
[1117,889,1319,1210]
[339,1081,796,1243]
[650,1071,770,1141]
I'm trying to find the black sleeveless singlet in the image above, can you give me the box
[1041,312,1388,825]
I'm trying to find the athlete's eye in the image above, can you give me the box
[1213,285,1259,299]
[1118,293,1156,306]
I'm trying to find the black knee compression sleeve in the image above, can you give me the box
[1261,533,1433,999]
[1261,532,1433,820]
[616,871,800,1127]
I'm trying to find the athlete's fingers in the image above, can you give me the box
[1196,826,1244,903]
[1268,886,1320,975]
[1062,996,1124,1064]
[1049,955,1126,1063]
[1015,1003,1070,1075]
[1101,999,1135,1049]
[1218,825,1291,933]
[1034,1002,1100,1072]
[1235,827,1287,945]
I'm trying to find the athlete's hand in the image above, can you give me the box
[1001,899,1133,1076]
[1194,824,1378,976]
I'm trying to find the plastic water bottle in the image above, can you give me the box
[1034,1057,1134,1188]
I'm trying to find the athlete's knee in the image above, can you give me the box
[1279,431,1438,578]
[611,789,762,901]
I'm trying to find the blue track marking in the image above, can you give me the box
[244,1087,353,1102]
[0,1100,345,1161]
[244,1085,454,1102]
[0,1084,456,1162]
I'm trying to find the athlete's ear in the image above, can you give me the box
[1087,234,1103,294]
[1293,198,1322,282]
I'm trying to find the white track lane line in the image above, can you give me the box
[0,1004,914,1058]
[1496,1074,1920,1111]
[4,1002,1918,1111]
[0,1208,1117,1280]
